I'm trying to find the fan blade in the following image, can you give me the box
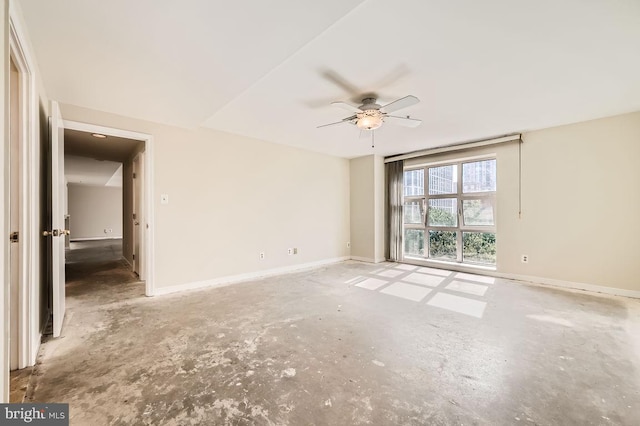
[380,95,420,113]
[331,101,362,113]
[385,115,422,128]
[317,117,356,128]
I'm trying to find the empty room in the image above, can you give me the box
[1,1,639,425]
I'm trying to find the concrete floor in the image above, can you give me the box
[25,241,640,425]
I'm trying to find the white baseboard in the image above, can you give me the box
[70,236,123,241]
[497,272,640,299]
[153,256,351,296]
[402,258,639,299]
[350,256,386,264]
[350,256,375,263]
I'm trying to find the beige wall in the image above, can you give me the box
[349,155,385,262]
[399,111,640,292]
[349,156,374,261]
[373,155,385,262]
[512,112,639,291]
[68,184,122,240]
[60,104,351,290]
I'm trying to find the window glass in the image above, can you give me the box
[428,165,457,195]
[427,199,457,227]
[462,159,496,193]
[404,200,423,224]
[404,229,424,256]
[462,199,494,226]
[403,169,424,196]
[402,158,497,266]
[463,232,496,265]
[429,231,457,261]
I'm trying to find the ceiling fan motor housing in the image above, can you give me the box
[359,97,382,110]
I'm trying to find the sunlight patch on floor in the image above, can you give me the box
[380,282,432,302]
[427,293,486,318]
[354,278,388,291]
[347,262,493,319]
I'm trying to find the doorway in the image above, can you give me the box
[61,128,146,305]
[60,121,154,296]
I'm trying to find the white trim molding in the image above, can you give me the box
[9,1,41,370]
[350,256,386,264]
[498,273,640,299]
[153,257,350,296]
[384,134,521,163]
[402,259,640,299]
[1,0,10,404]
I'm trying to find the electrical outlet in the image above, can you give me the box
[287,248,293,255]
[259,252,265,260]
[347,242,351,248]
[521,254,529,263]
[293,248,298,255]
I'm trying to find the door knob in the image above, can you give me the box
[43,230,53,237]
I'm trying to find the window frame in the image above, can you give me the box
[402,157,497,266]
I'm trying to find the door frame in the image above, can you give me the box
[62,120,155,296]
[9,7,39,369]
[1,3,40,402]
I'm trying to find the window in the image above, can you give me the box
[403,158,497,266]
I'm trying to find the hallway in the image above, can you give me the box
[65,240,144,304]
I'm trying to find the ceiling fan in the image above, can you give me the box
[318,95,422,131]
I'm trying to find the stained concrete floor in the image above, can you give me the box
[26,241,640,425]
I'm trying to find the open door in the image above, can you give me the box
[46,101,67,338]
[132,154,140,275]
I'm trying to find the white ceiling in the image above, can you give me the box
[65,155,122,187]
[20,0,640,158]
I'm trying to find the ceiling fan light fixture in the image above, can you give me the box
[356,109,383,130]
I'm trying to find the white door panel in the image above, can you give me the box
[50,101,65,338]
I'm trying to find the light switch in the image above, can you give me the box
[161,194,169,204]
